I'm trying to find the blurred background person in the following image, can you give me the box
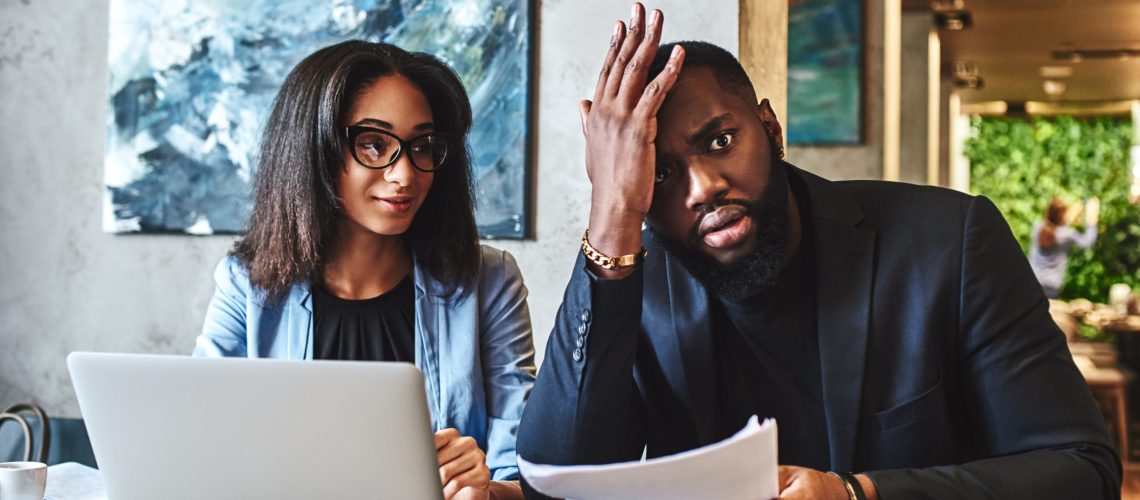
[1031,196,1100,298]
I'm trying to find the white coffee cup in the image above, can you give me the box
[0,461,47,500]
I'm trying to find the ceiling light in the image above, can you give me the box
[1038,66,1073,78]
[930,0,965,11]
[935,10,973,31]
[955,76,984,90]
[1042,80,1066,98]
[1053,47,1140,61]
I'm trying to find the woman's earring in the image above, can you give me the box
[776,145,785,159]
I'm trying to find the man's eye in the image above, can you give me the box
[708,132,734,151]
[654,164,674,184]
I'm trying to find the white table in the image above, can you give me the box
[43,462,106,500]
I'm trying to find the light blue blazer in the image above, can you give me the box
[193,245,536,480]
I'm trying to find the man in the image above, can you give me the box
[517,4,1120,499]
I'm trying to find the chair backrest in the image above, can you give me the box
[0,412,33,461]
[0,415,96,467]
[1,403,50,462]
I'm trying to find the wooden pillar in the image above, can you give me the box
[738,0,788,130]
[883,0,902,181]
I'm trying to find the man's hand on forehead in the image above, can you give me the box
[579,2,685,279]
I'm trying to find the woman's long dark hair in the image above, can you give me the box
[233,40,480,303]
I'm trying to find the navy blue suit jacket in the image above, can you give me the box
[518,166,1120,498]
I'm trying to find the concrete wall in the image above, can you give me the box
[0,0,737,417]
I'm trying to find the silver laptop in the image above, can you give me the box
[68,352,443,500]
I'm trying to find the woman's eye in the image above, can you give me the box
[708,132,734,151]
[654,164,674,184]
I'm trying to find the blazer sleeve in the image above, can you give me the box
[866,196,1121,499]
[193,256,250,357]
[517,252,648,495]
[477,248,538,481]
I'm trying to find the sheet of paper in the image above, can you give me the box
[519,415,777,500]
[44,462,108,500]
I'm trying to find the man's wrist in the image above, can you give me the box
[828,471,870,500]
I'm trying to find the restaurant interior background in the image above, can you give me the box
[4,0,1140,487]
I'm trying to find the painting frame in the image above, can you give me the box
[103,0,535,239]
[786,0,865,146]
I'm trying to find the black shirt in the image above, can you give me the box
[311,275,416,362]
[712,183,830,470]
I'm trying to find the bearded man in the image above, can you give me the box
[517,4,1119,499]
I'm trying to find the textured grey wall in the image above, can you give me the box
[0,0,737,417]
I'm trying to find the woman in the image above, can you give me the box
[1030,196,1100,298]
[194,40,534,500]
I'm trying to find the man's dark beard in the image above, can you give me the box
[650,160,791,301]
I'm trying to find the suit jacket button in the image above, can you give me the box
[576,336,585,348]
[580,310,591,323]
[573,348,583,361]
[578,323,587,335]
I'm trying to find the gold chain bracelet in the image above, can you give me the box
[581,229,648,270]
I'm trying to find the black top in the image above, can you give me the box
[712,179,830,470]
[311,275,416,362]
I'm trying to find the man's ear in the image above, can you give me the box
[757,98,785,155]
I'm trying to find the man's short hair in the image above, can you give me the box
[648,41,758,105]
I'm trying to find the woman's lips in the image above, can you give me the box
[374,195,415,214]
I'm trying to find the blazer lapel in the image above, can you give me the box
[286,284,313,360]
[643,232,718,444]
[795,166,876,473]
[665,253,718,443]
[412,257,443,430]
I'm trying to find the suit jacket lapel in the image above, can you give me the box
[642,233,718,444]
[796,167,876,473]
[665,252,718,442]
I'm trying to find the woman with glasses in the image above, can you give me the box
[193,40,533,500]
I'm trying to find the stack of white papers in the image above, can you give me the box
[520,416,778,500]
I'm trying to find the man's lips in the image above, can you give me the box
[698,205,752,248]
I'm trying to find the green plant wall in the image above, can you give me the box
[965,115,1138,302]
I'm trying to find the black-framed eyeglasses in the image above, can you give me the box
[344,126,451,172]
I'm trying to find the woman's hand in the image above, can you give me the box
[1085,196,1101,227]
[435,428,490,500]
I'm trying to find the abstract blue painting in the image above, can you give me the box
[787,0,862,144]
[105,0,532,238]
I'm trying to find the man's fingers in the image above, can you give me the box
[579,100,592,138]
[633,45,685,118]
[618,8,665,103]
[603,3,646,98]
[594,22,625,104]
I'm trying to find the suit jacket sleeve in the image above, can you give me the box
[193,256,250,357]
[517,253,648,481]
[476,248,537,481]
[866,196,1121,499]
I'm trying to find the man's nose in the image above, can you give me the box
[685,160,729,212]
